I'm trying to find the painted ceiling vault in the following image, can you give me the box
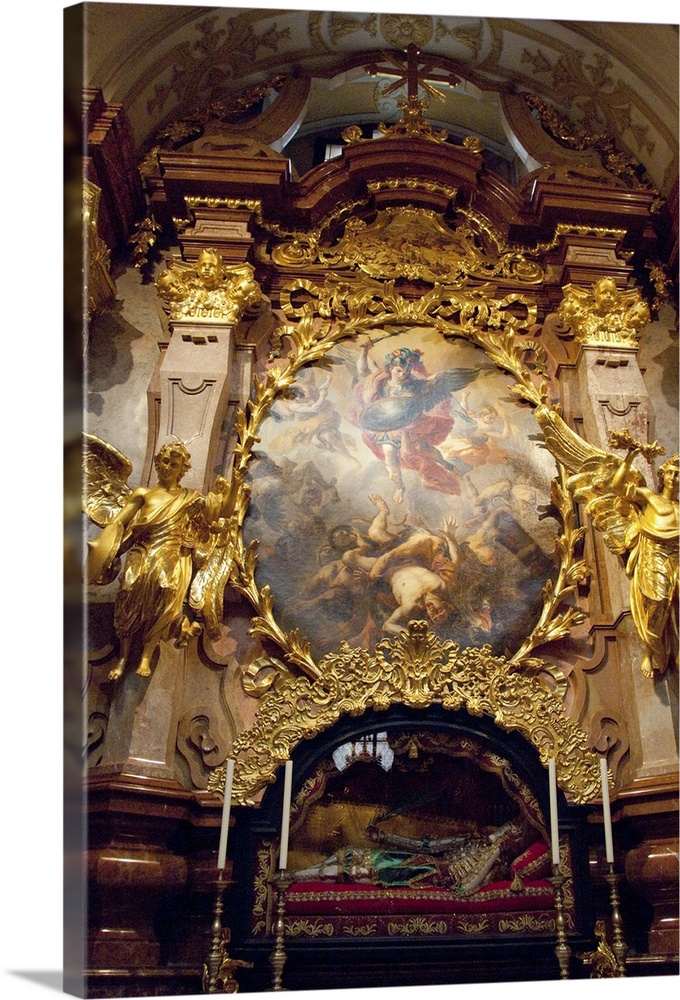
[83,4,679,196]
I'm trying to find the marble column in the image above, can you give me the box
[96,643,187,780]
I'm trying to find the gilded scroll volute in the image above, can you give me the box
[271,205,545,286]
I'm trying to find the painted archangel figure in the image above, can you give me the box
[350,342,480,503]
[536,405,678,678]
[83,435,243,681]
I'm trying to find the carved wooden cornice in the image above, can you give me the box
[83,88,146,251]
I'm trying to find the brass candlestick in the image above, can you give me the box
[203,869,252,994]
[604,863,628,976]
[269,872,293,992]
[550,865,571,980]
[204,868,229,993]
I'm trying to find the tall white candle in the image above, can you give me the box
[278,759,293,870]
[548,758,560,866]
[217,759,235,870]
[600,756,615,864]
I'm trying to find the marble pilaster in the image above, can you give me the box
[156,319,236,491]
[575,342,678,781]
[96,643,188,780]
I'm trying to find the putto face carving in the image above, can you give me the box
[196,249,223,290]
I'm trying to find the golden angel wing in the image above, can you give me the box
[189,528,238,639]
[535,405,641,555]
[161,255,196,279]
[534,404,610,473]
[189,471,246,639]
[83,433,134,526]
[569,461,638,555]
[566,284,592,302]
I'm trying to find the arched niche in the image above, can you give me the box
[225,702,595,993]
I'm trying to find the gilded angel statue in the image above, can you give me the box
[84,435,244,681]
[535,405,678,678]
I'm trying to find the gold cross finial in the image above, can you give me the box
[406,43,421,102]
[343,47,461,145]
[368,45,460,104]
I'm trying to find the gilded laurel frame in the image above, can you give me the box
[207,205,602,804]
[230,278,587,676]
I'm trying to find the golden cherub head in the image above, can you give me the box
[196,248,224,290]
[593,277,619,313]
[156,268,187,302]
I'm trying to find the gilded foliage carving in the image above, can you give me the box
[271,206,545,286]
[579,920,620,978]
[510,468,588,669]
[313,207,544,285]
[129,216,163,271]
[207,621,602,805]
[84,180,116,321]
[328,12,377,44]
[521,58,655,171]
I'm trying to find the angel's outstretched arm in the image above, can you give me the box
[357,339,377,378]
[609,447,648,502]
[114,492,146,523]
[189,473,247,638]
[213,470,245,520]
